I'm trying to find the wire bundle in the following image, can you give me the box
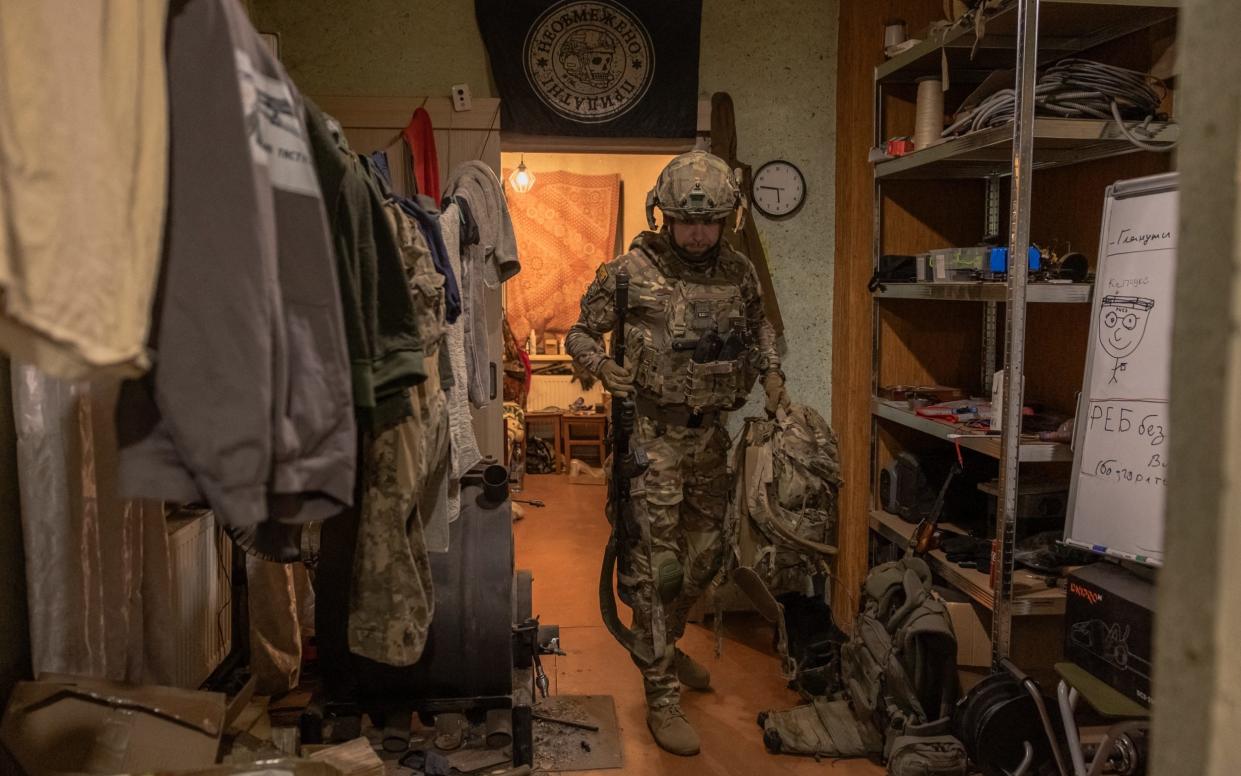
[942,58,1173,151]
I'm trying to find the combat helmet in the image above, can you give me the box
[646,150,747,231]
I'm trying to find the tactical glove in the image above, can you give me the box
[764,371,791,416]
[599,360,636,397]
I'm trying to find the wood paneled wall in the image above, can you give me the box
[831,0,945,626]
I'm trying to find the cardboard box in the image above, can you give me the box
[0,674,226,775]
[945,600,992,668]
[1064,563,1155,707]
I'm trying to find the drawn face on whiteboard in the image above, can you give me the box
[1099,295,1155,360]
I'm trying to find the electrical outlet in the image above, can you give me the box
[451,83,472,112]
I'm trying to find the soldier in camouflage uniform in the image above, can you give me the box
[567,150,789,756]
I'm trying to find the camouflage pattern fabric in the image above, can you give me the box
[645,150,746,228]
[732,404,841,598]
[347,203,451,667]
[565,230,779,413]
[347,420,432,666]
[567,227,780,706]
[624,414,730,707]
[385,201,446,353]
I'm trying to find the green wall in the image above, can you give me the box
[249,0,838,417]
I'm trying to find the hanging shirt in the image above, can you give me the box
[402,107,441,203]
[439,204,482,526]
[305,100,426,432]
[0,0,167,379]
[400,196,463,324]
[443,162,521,408]
[116,0,356,528]
[366,155,462,325]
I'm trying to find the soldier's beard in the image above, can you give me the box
[667,231,721,265]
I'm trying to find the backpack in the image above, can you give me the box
[842,557,960,749]
[720,404,842,677]
[760,557,966,775]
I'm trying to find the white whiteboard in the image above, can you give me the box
[1065,173,1177,566]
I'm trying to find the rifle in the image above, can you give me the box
[598,268,655,665]
[909,443,963,557]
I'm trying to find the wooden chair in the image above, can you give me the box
[560,413,608,469]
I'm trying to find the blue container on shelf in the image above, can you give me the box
[988,245,1042,274]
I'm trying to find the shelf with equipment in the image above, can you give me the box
[875,118,1178,180]
[876,0,1178,84]
[866,0,1177,666]
[872,281,1092,303]
[872,398,1072,463]
[869,510,1066,616]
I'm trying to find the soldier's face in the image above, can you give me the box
[669,218,724,256]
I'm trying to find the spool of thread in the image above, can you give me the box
[884,19,907,49]
[914,76,945,150]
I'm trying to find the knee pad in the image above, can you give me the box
[652,551,684,603]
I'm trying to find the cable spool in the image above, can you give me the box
[915,76,945,150]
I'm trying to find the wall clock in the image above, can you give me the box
[751,160,807,219]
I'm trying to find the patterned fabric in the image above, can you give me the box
[384,201,445,353]
[623,415,731,707]
[504,170,620,347]
[565,230,779,413]
[347,424,431,666]
[347,204,452,666]
[346,346,448,665]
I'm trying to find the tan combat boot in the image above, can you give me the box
[647,703,700,756]
[674,648,711,691]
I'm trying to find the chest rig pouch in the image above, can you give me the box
[630,277,755,412]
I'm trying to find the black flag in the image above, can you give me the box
[475,0,702,137]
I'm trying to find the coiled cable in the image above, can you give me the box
[942,58,1175,151]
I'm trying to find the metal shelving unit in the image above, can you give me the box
[868,0,1178,664]
[873,281,1092,303]
[871,399,1072,462]
[875,0,1178,84]
[870,510,1066,615]
[875,118,1178,180]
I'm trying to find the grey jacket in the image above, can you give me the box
[443,162,520,408]
[116,0,356,527]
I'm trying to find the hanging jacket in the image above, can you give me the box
[443,161,521,408]
[304,99,426,432]
[402,107,441,203]
[367,151,462,324]
[117,0,356,528]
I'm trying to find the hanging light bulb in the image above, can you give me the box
[508,155,535,193]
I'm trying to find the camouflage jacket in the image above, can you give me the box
[566,231,780,412]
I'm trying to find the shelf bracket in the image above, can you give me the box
[993,0,1041,668]
[983,176,1003,394]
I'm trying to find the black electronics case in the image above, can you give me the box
[1064,562,1155,707]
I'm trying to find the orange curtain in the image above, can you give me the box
[504,169,620,347]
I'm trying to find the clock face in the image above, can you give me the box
[751,160,806,219]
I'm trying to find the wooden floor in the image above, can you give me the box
[513,474,883,776]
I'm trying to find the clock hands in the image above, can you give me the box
[758,184,783,203]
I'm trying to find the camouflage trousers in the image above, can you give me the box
[348,350,449,666]
[623,414,731,708]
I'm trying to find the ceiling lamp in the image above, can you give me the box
[508,155,535,193]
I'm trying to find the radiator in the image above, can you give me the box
[167,510,232,689]
[528,374,604,412]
